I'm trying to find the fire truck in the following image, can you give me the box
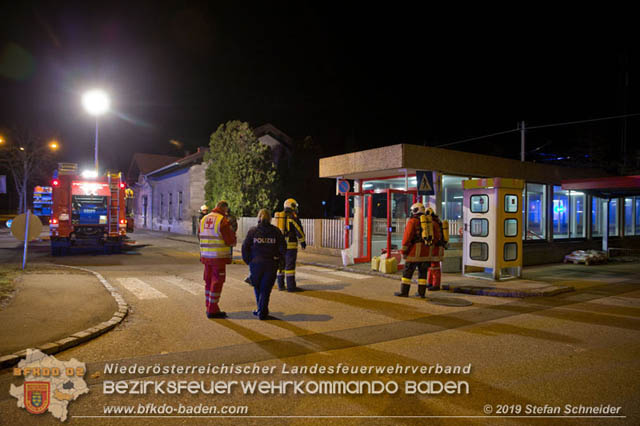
[49,163,132,255]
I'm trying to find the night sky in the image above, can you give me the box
[1,3,638,174]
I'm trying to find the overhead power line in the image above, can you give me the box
[435,112,640,148]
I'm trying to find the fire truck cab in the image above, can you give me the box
[49,163,130,255]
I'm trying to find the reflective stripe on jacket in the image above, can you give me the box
[200,212,231,259]
[284,212,305,250]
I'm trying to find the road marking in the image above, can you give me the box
[294,272,338,284]
[300,265,334,272]
[328,271,372,280]
[157,276,202,295]
[116,278,167,300]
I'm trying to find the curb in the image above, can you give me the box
[0,265,129,370]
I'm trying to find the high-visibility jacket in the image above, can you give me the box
[280,210,305,250]
[199,209,236,264]
[401,215,444,262]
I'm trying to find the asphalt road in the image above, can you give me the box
[1,230,639,425]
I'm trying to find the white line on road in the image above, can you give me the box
[294,272,338,284]
[327,270,372,280]
[157,276,202,295]
[116,278,167,300]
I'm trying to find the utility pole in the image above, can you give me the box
[520,120,525,162]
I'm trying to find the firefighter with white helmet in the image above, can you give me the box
[274,198,306,292]
[395,202,431,297]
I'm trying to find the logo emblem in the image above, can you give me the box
[24,382,50,415]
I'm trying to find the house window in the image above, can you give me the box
[169,193,173,221]
[160,194,164,219]
[178,192,183,220]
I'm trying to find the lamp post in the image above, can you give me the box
[82,89,110,174]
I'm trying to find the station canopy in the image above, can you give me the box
[561,175,640,199]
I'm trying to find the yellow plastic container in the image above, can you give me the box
[379,256,398,274]
[371,256,380,271]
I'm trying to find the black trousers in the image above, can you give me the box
[250,260,278,317]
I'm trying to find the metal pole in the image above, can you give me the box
[94,117,99,173]
[22,209,30,270]
[520,120,525,162]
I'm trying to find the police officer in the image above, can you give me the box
[275,198,306,292]
[242,209,286,320]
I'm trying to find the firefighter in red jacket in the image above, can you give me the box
[199,200,237,318]
[395,203,445,297]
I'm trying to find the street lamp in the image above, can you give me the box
[82,89,110,173]
[49,140,59,151]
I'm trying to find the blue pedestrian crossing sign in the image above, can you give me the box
[416,171,435,195]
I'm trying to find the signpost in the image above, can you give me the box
[416,170,435,196]
[337,179,350,195]
[10,210,43,269]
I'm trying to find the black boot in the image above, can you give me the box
[414,285,426,298]
[394,284,410,297]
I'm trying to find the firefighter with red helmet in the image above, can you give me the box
[395,203,446,297]
[199,200,237,318]
[275,198,306,292]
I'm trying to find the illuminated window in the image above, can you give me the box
[570,191,585,238]
[505,195,518,213]
[624,197,633,236]
[525,183,546,240]
[636,197,640,235]
[470,195,489,213]
[553,186,569,239]
[609,199,618,236]
[470,218,489,237]
[504,219,518,237]
[592,197,619,237]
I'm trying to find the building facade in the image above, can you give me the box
[319,144,640,266]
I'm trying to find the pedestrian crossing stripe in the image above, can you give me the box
[116,278,168,300]
[294,272,338,284]
[327,271,372,280]
[157,276,202,295]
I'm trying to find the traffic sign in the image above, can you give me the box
[10,212,43,242]
[416,171,435,196]
[338,180,350,195]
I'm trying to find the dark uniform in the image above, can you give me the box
[242,221,286,319]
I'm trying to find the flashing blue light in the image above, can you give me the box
[6,219,12,229]
[322,200,326,206]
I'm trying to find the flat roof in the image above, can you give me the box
[319,144,607,184]
[562,175,640,198]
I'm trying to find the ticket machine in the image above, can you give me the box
[462,178,524,280]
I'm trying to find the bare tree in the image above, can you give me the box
[0,126,56,214]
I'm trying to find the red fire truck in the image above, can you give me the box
[49,163,132,255]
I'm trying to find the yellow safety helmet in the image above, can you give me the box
[410,202,425,215]
[200,204,209,214]
[284,198,298,211]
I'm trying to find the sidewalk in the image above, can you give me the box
[151,228,574,298]
[0,265,128,369]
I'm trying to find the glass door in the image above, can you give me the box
[387,189,417,254]
[344,191,373,263]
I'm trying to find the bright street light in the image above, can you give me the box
[82,90,110,116]
[49,140,59,151]
[82,89,110,174]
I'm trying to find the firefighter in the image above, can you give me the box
[395,202,430,298]
[242,209,286,319]
[425,207,447,291]
[275,198,306,292]
[199,200,237,318]
[197,204,209,238]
